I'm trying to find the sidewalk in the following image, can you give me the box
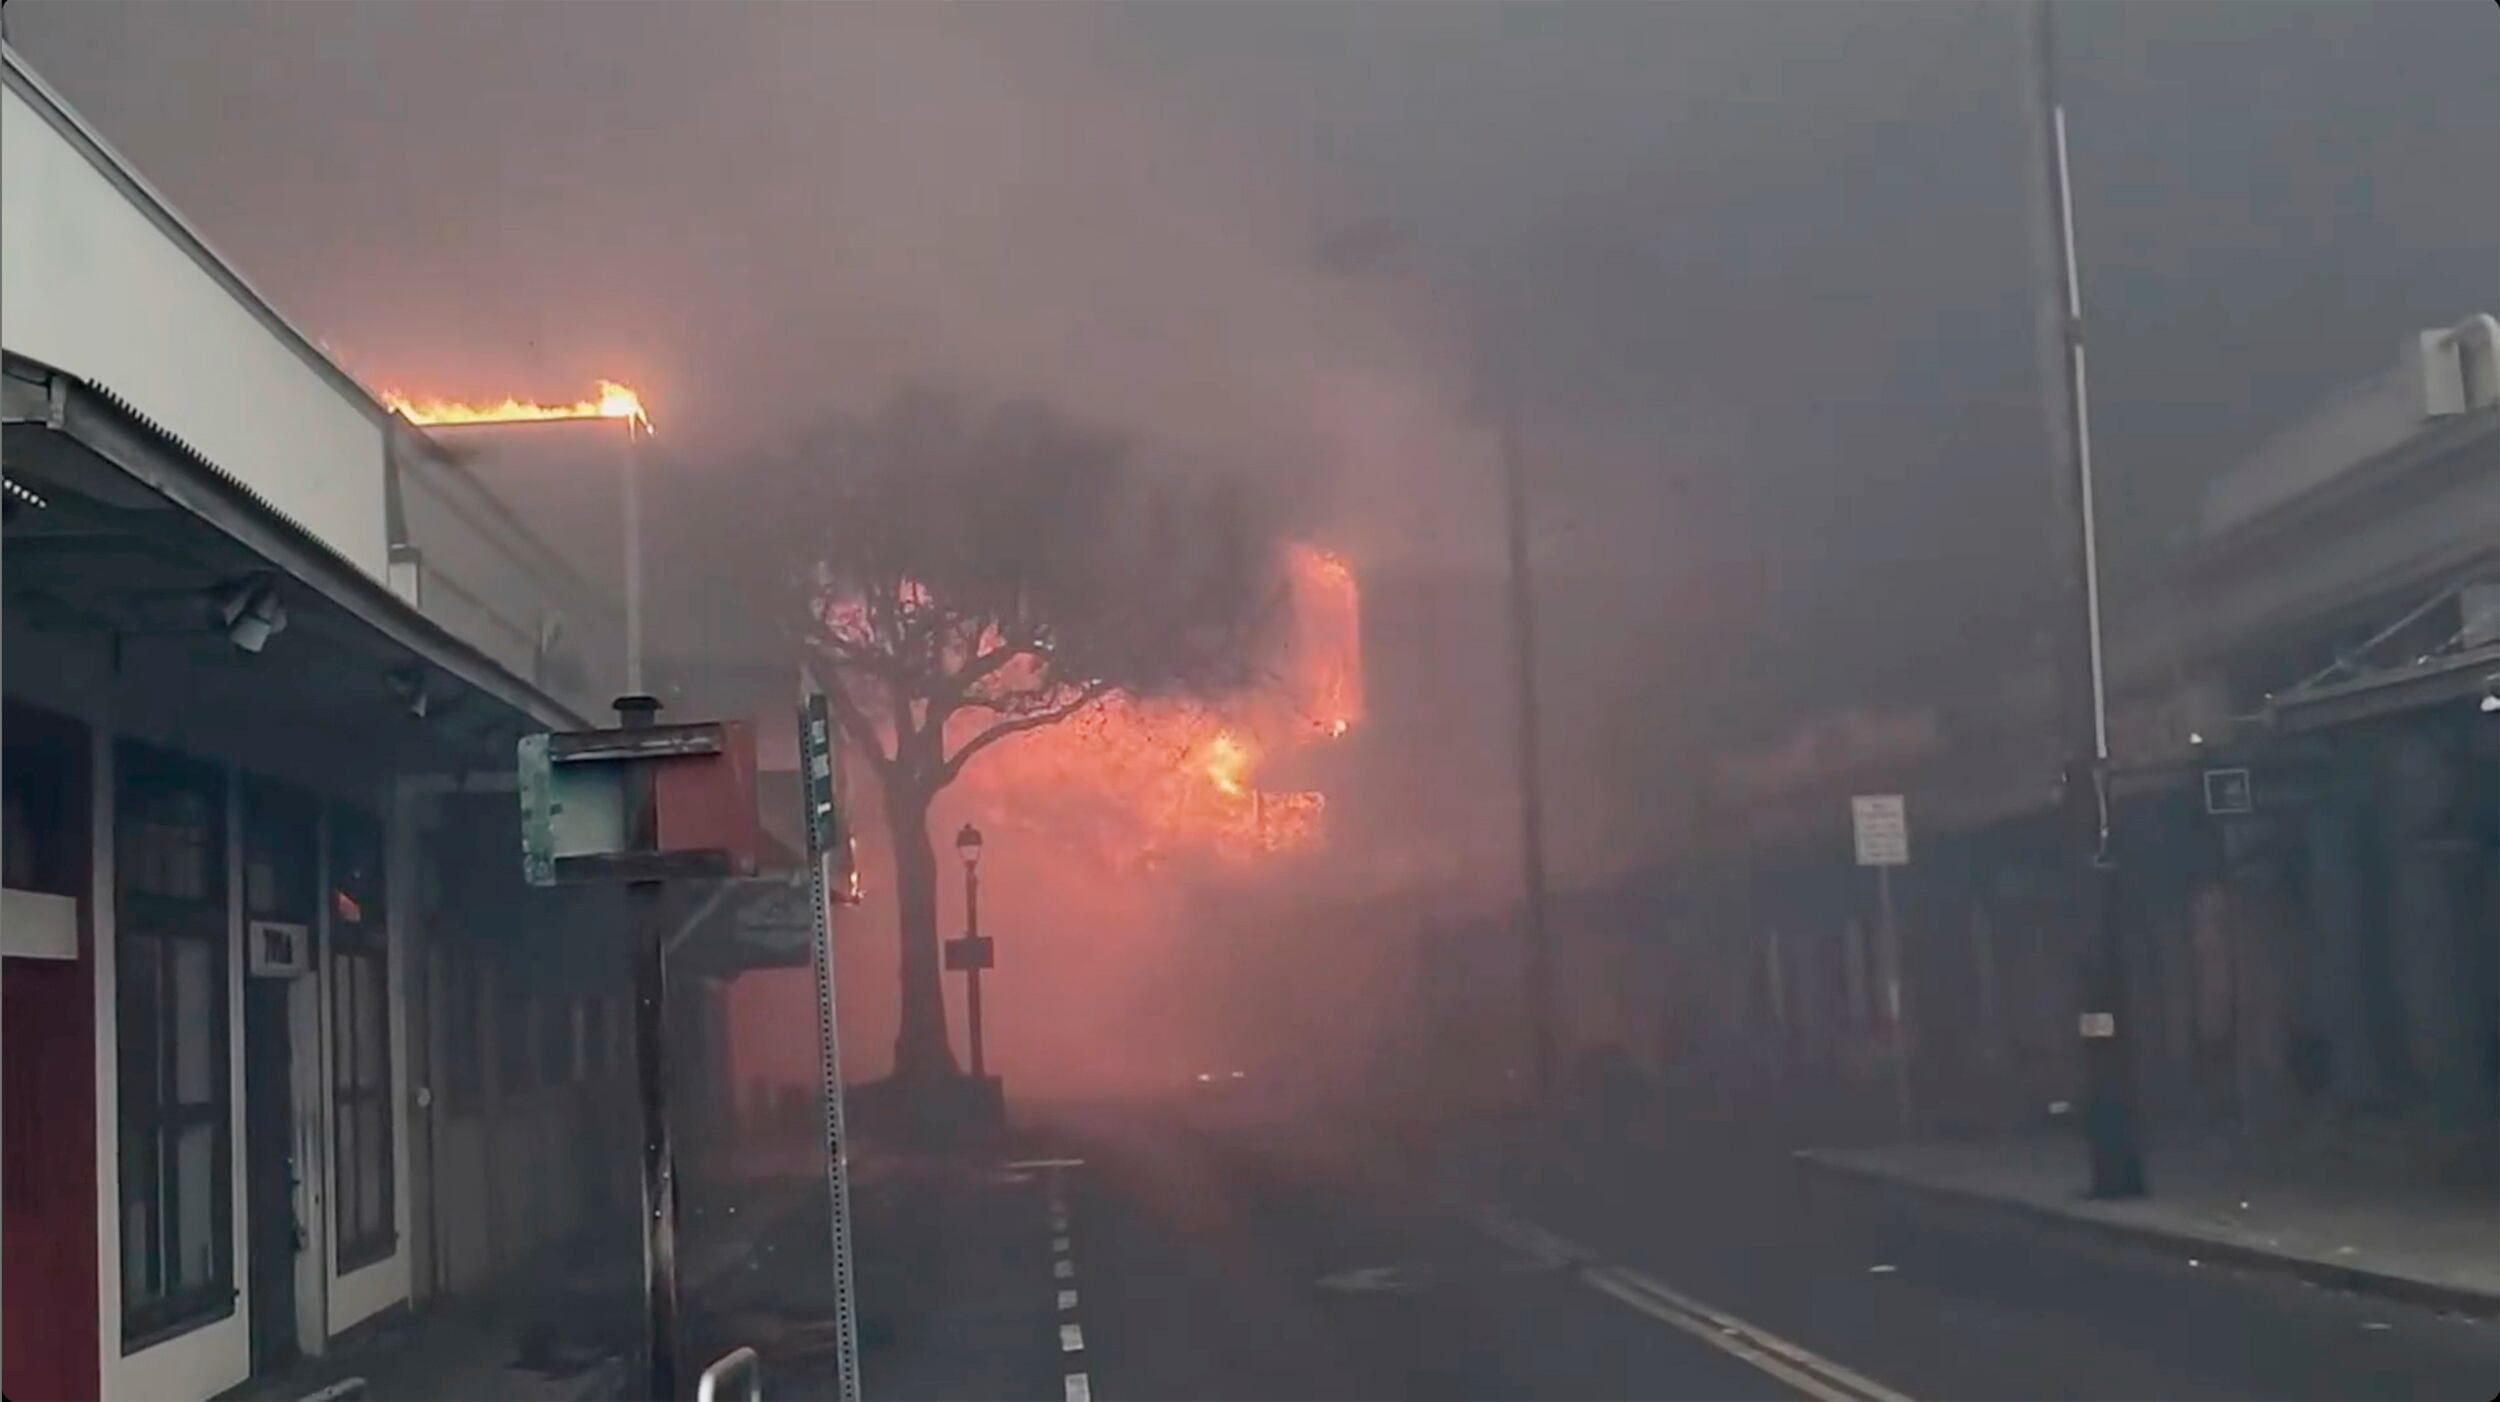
[684,1142,1062,1401]
[1793,1132,2500,1315]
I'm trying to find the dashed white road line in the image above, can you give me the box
[1042,1160,1093,1402]
[1470,1207,1911,1402]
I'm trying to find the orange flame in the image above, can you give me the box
[381,379,653,432]
[948,542,1360,872]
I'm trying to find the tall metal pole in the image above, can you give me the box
[798,687,864,1402]
[2020,0,2146,1198]
[1495,350,1557,1104]
[624,420,647,695]
[618,693,684,1396]
[964,857,986,1079]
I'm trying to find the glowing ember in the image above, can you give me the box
[380,379,653,432]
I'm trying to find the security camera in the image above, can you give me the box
[2480,672,2499,715]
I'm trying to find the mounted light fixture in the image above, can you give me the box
[216,573,287,653]
[389,666,431,719]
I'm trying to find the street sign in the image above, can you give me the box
[944,934,996,972]
[1851,794,1910,866]
[518,720,757,886]
[2201,767,2254,816]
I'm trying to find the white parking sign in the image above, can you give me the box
[1851,794,1910,866]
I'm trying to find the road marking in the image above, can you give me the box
[1608,1263,1910,1402]
[1064,1372,1092,1402]
[1054,1234,1072,1253]
[1472,1208,1910,1402]
[1061,1322,1086,1352]
[1008,1157,1089,1170]
[1059,1288,1079,1311]
[1584,1267,1865,1402]
[1055,1258,1075,1279]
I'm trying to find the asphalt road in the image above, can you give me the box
[974,1094,2499,1402]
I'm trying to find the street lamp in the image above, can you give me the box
[949,823,992,1080]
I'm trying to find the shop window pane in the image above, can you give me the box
[124,1193,154,1307]
[171,939,216,1104]
[172,1123,218,1293]
[357,956,387,1080]
[358,1101,388,1237]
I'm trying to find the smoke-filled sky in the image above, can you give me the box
[10,0,2492,751]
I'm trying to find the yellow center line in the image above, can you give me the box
[1470,1206,1914,1402]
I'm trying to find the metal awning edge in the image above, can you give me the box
[2269,640,2500,733]
[7,359,590,731]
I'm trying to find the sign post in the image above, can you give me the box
[798,691,865,1402]
[1851,795,1913,1136]
[520,702,755,1401]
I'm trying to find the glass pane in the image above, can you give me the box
[119,936,163,1112]
[358,955,387,1082]
[170,938,216,1105]
[336,1102,360,1238]
[122,1142,159,1307]
[334,951,356,1086]
[358,1100,389,1240]
[172,1122,218,1292]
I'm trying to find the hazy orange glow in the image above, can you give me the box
[951,542,1360,871]
[1287,543,1363,737]
[381,378,653,432]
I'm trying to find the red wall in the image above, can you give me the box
[2,707,100,1402]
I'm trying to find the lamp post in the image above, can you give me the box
[952,822,990,1079]
[2021,0,2146,1197]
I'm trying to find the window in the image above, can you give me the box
[114,742,233,1346]
[4,700,86,897]
[328,806,396,1273]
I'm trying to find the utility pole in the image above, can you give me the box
[1495,347,1557,1104]
[2019,0,2147,1198]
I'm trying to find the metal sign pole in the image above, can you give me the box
[799,692,865,1402]
[619,694,683,1401]
[1877,864,1911,1137]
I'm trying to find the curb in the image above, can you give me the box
[1790,1149,2500,1319]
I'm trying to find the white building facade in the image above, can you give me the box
[3,44,649,1401]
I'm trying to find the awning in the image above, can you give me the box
[2268,639,2500,734]
[4,356,588,765]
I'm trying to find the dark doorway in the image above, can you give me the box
[242,980,298,1370]
[243,780,317,1373]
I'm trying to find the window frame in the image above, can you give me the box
[327,804,397,1275]
[113,740,236,1350]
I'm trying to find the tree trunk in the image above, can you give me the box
[884,781,959,1082]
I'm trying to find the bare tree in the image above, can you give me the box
[784,388,1277,1082]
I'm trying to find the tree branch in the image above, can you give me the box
[940,681,1110,785]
